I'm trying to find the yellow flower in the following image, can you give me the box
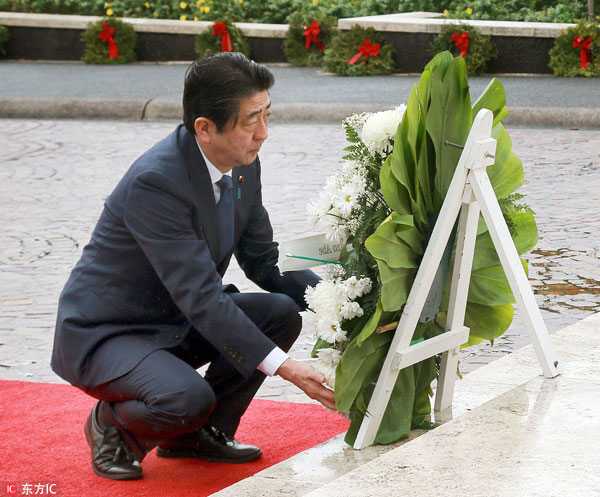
[143,1,149,7]
[312,0,318,5]
[180,1,187,8]
[153,11,159,16]
[180,14,187,20]
[104,1,112,7]
[443,9,448,15]
[106,8,114,15]
[465,7,473,14]
[196,0,204,4]
[194,16,199,20]
[202,5,210,12]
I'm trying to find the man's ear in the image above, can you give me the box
[194,117,214,144]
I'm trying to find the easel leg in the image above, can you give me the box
[469,167,560,378]
[435,186,480,411]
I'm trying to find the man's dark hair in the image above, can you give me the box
[183,52,275,134]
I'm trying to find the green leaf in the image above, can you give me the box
[464,302,514,345]
[426,56,472,207]
[380,157,411,214]
[355,299,384,346]
[468,259,528,305]
[365,216,420,269]
[486,123,525,199]
[472,77,507,126]
[335,331,392,412]
[472,211,538,270]
[377,261,415,312]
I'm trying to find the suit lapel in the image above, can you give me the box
[178,126,220,262]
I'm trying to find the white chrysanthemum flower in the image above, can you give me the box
[361,105,407,155]
[343,275,373,300]
[316,319,347,343]
[315,348,342,388]
[340,301,364,320]
[316,347,342,365]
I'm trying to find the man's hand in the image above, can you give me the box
[276,358,336,411]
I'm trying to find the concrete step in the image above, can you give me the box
[212,311,600,496]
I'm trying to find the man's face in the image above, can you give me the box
[203,90,271,172]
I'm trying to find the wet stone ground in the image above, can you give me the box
[0,119,598,404]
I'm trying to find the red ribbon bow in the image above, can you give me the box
[348,39,380,65]
[212,22,233,52]
[451,31,470,57]
[98,22,119,59]
[304,21,324,51]
[573,36,593,69]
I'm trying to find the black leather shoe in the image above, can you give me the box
[84,402,143,480]
[156,425,262,463]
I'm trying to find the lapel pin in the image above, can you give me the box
[238,175,244,183]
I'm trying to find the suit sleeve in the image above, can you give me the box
[123,169,276,378]
[234,159,320,310]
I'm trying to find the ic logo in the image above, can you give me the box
[6,484,17,495]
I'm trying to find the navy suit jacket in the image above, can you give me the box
[51,125,318,388]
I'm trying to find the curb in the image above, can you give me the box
[1,98,599,128]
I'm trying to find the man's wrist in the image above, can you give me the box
[257,347,289,376]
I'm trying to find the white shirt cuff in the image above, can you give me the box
[257,347,289,376]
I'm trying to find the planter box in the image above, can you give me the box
[0,13,288,62]
[338,13,573,74]
[0,11,575,73]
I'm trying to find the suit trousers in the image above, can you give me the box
[83,291,302,460]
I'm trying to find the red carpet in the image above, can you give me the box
[0,380,349,496]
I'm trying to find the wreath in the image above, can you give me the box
[307,52,537,445]
[430,23,497,75]
[82,18,137,64]
[0,25,9,59]
[549,21,600,77]
[284,11,338,67]
[195,19,250,58]
[322,25,395,76]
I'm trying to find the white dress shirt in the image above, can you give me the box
[197,142,288,376]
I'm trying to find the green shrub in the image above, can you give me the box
[82,17,137,64]
[284,10,337,66]
[0,24,9,58]
[447,0,594,23]
[322,25,395,76]
[549,21,600,76]
[195,19,249,58]
[430,23,497,75]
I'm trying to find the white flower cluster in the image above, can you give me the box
[307,159,367,243]
[360,105,407,155]
[305,274,372,387]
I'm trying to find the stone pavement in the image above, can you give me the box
[0,119,599,406]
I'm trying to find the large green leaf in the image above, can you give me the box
[486,124,524,199]
[355,299,384,346]
[380,155,411,213]
[335,331,392,412]
[472,211,538,270]
[365,214,420,269]
[472,77,510,126]
[464,302,515,345]
[426,56,472,206]
[469,259,528,305]
[377,262,415,312]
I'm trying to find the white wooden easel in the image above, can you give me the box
[352,108,561,449]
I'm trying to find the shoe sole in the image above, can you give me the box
[84,409,144,481]
[156,447,262,464]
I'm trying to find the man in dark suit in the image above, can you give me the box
[51,52,335,481]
